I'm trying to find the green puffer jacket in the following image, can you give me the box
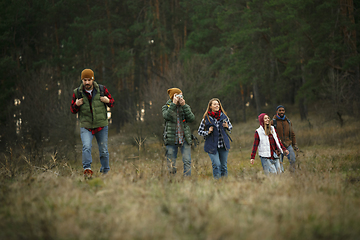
[74,82,108,129]
[162,99,195,145]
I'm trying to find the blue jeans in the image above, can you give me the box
[208,148,229,179]
[80,126,110,173]
[280,145,296,172]
[260,156,281,175]
[165,142,191,176]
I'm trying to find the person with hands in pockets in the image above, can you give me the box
[198,98,232,179]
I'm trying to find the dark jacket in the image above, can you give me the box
[162,99,195,145]
[271,114,296,148]
[203,114,231,154]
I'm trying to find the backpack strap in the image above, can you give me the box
[272,118,277,129]
[75,87,83,118]
[76,86,83,99]
[98,84,105,97]
[97,84,108,111]
[287,119,291,138]
[163,104,171,143]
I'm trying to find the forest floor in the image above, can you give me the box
[1,113,360,240]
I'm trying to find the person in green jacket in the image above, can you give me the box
[162,88,195,176]
[70,69,114,178]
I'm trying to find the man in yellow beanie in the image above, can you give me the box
[162,88,195,176]
[70,68,115,178]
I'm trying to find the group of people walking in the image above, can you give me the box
[163,88,233,179]
[162,88,298,178]
[71,68,298,179]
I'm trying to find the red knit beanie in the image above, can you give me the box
[258,113,267,127]
[81,69,94,80]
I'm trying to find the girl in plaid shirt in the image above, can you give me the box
[198,98,232,179]
[250,113,289,175]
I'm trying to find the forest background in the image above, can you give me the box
[0,0,360,239]
[1,0,359,155]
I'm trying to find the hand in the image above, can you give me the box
[250,159,254,165]
[285,150,289,156]
[178,97,185,106]
[100,96,110,104]
[76,98,84,106]
[208,126,214,134]
[172,96,179,104]
[222,121,229,128]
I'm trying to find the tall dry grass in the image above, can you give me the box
[1,114,360,240]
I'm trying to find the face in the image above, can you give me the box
[264,115,270,125]
[82,78,94,90]
[210,100,220,112]
[277,107,285,118]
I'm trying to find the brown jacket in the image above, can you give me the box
[271,115,297,148]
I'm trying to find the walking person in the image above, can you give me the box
[198,98,232,179]
[162,88,195,176]
[250,113,289,175]
[271,105,299,172]
[70,69,114,178]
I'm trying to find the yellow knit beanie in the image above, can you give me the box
[81,69,94,80]
[167,88,182,100]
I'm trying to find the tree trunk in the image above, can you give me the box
[253,78,262,116]
[269,56,276,106]
[299,63,308,120]
[240,84,246,122]
[105,0,115,68]
[340,0,359,115]
[355,65,360,116]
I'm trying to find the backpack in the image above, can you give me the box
[76,84,107,116]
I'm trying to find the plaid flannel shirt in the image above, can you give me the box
[198,118,232,148]
[251,130,286,159]
[175,107,185,144]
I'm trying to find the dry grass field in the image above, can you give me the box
[1,113,360,240]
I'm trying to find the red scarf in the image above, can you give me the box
[208,110,221,121]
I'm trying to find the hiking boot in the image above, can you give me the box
[84,169,93,179]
